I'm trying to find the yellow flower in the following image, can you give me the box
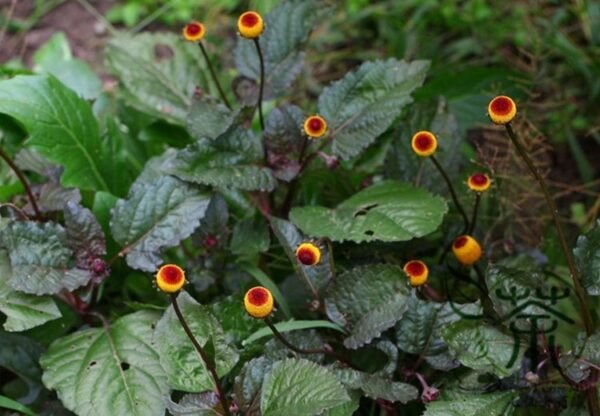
[182,22,205,42]
[411,131,438,157]
[452,235,482,266]
[156,264,186,293]
[244,286,274,318]
[295,242,321,266]
[467,173,492,193]
[303,115,327,139]
[403,260,429,287]
[238,11,264,39]
[488,96,517,125]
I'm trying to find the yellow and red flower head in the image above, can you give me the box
[182,21,205,42]
[452,235,482,266]
[304,115,327,139]
[295,242,321,266]
[403,260,429,287]
[238,11,264,39]
[244,286,274,318]
[467,173,492,193]
[488,96,517,125]
[156,264,186,293]
[411,131,438,157]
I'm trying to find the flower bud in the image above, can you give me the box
[295,242,321,266]
[452,235,482,266]
[182,22,205,42]
[238,11,264,39]
[467,173,491,192]
[244,286,274,318]
[403,260,429,287]
[156,264,186,293]
[488,95,517,125]
[304,115,327,139]
[411,131,438,157]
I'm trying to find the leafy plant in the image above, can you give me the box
[0,1,599,415]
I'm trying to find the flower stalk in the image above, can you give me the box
[468,193,481,235]
[0,146,41,220]
[197,42,232,110]
[252,38,265,130]
[171,294,231,416]
[430,155,469,234]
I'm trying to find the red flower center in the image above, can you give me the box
[308,117,324,132]
[490,97,513,115]
[241,12,259,27]
[186,23,202,36]
[248,287,269,306]
[470,173,488,186]
[405,261,425,277]
[297,248,316,265]
[453,236,468,249]
[163,266,183,284]
[414,133,434,151]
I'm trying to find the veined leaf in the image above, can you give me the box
[0,75,110,192]
[424,390,515,416]
[290,181,447,243]
[260,358,350,416]
[1,222,91,295]
[165,128,277,192]
[106,33,214,125]
[332,367,418,403]
[325,264,411,349]
[318,58,429,160]
[234,357,273,414]
[154,291,239,392]
[167,392,223,416]
[40,311,169,416]
[110,176,210,272]
[0,251,61,331]
[574,219,600,296]
[0,331,44,404]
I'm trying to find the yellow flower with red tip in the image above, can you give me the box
[403,260,429,287]
[467,173,492,193]
[156,264,186,293]
[238,11,264,39]
[411,131,438,157]
[182,21,205,42]
[304,115,327,139]
[295,242,321,266]
[452,235,482,266]
[488,96,517,125]
[244,286,274,318]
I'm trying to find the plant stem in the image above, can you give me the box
[505,124,593,335]
[0,146,41,220]
[198,42,232,110]
[171,294,231,416]
[468,193,481,235]
[265,317,356,368]
[252,37,265,130]
[430,155,469,234]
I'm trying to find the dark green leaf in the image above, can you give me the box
[154,291,239,392]
[110,176,210,272]
[106,33,214,125]
[165,128,277,192]
[230,216,270,256]
[574,219,600,296]
[0,395,36,416]
[243,320,345,346]
[64,201,106,266]
[318,59,429,160]
[40,311,169,416]
[325,264,411,349]
[332,367,418,403]
[1,222,91,295]
[260,358,350,416]
[234,356,273,414]
[210,294,262,345]
[290,181,447,243]
[0,331,44,403]
[424,390,515,416]
[187,94,236,140]
[0,250,61,331]
[167,392,223,416]
[264,105,305,182]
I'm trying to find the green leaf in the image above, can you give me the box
[0,331,44,403]
[325,264,411,349]
[0,251,61,331]
[106,33,214,125]
[234,356,273,414]
[154,291,239,392]
[395,294,481,371]
[423,390,515,416]
[210,294,263,345]
[64,201,106,266]
[320,393,360,416]
[166,392,223,416]
[290,181,447,243]
[40,311,169,416]
[1,222,91,295]
[574,219,600,296]
[0,395,36,416]
[165,128,277,192]
[318,58,429,160]
[33,32,102,100]
[260,358,350,416]
[242,263,291,318]
[234,0,326,99]
[243,320,345,346]
[0,75,110,192]
[264,105,305,182]
[442,319,523,377]
[230,216,270,256]
[332,367,418,403]
[187,95,237,140]
[110,176,210,272]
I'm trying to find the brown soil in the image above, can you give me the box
[0,0,113,70]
